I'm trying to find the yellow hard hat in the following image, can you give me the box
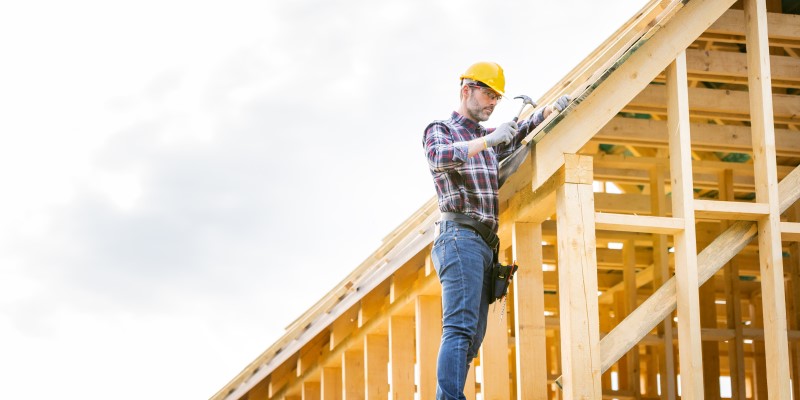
[459,61,505,95]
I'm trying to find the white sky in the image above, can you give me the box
[0,1,648,398]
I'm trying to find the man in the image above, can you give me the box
[422,61,569,400]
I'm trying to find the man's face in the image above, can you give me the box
[464,85,500,122]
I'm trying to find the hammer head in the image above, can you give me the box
[511,95,536,122]
[513,94,536,108]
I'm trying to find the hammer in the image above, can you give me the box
[512,95,536,123]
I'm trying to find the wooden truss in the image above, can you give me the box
[214,0,800,399]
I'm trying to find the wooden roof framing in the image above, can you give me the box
[214,0,800,398]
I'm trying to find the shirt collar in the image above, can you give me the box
[450,111,484,133]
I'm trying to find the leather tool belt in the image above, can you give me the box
[439,212,516,304]
[440,212,499,250]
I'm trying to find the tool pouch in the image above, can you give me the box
[488,262,518,304]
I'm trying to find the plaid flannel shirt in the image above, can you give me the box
[423,110,544,233]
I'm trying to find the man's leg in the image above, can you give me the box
[431,222,492,400]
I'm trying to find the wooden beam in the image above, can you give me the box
[415,295,441,400]
[745,0,792,396]
[342,350,364,400]
[528,0,737,189]
[721,169,747,400]
[700,273,721,399]
[388,316,414,400]
[330,307,360,351]
[650,161,676,399]
[624,83,800,125]
[595,117,800,158]
[364,335,388,400]
[788,205,800,400]
[752,293,769,399]
[594,162,800,391]
[248,380,269,400]
[511,222,548,399]
[693,199,770,221]
[680,48,800,88]
[480,298,511,400]
[556,154,601,398]
[302,382,320,400]
[594,213,683,234]
[321,367,341,400]
[622,240,640,397]
[781,222,800,241]
[666,51,705,399]
[704,9,800,48]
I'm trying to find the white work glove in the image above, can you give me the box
[484,121,518,147]
[552,94,570,112]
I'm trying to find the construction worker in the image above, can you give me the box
[422,61,569,400]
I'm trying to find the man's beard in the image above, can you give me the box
[465,93,494,122]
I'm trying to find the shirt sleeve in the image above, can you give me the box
[423,122,469,173]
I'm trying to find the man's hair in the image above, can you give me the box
[460,78,477,100]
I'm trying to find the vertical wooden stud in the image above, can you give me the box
[511,222,548,399]
[745,0,792,397]
[666,51,705,399]
[751,294,769,399]
[389,316,415,400]
[623,239,641,398]
[555,153,602,399]
[322,367,342,400]
[651,159,677,400]
[302,382,321,400]
[721,169,747,400]
[342,350,364,400]
[416,295,441,400]
[700,274,721,399]
[789,205,800,400]
[364,335,388,400]
[479,296,511,399]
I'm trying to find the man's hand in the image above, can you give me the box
[484,121,518,147]
[541,94,571,120]
[552,94,570,112]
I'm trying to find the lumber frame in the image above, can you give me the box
[388,316,414,400]
[789,205,800,400]
[555,154,601,398]
[594,117,800,158]
[595,163,800,389]
[302,381,320,400]
[721,169,747,400]
[363,335,388,400]
[479,299,511,400]
[622,239,640,397]
[651,160,677,399]
[415,295,441,400]
[321,367,341,400]
[342,350,364,400]
[666,51,705,399]
[744,0,792,396]
[511,222,548,399]
[528,0,737,189]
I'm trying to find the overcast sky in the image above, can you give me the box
[0,1,648,399]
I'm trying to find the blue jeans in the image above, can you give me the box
[431,220,494,400]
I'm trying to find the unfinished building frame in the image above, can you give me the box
[214,0,800,398]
